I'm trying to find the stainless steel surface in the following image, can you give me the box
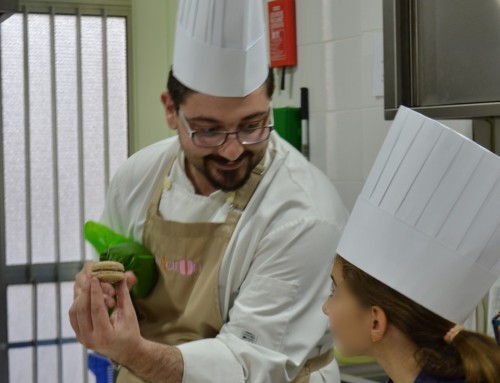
[415,0,500,107]
[383,0,500,119]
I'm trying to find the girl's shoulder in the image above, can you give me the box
[414,370,466,383]
[386,370,466,383]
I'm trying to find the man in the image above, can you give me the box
[69,1,348,382]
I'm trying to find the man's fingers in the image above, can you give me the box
[90,278,113,334]
[101,281,116,297]
[73,261,94,300]
[125,271,137,291]
[116,276,135,313]
[75,277,94,336]
[103,294,116,309]
[68,299,81,339]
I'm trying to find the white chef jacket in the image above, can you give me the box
[100,132,349,383]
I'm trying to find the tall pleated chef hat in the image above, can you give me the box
[173,0,268,97]
[337,106,500,324]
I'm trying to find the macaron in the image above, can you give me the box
[91,261,125,283]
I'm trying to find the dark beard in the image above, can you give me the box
[201,152,256,192]
[184,150,265,192]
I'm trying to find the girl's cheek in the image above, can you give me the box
[327,299,341,334]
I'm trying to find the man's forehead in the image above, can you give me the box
[180,88,271,122]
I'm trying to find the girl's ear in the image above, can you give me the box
[161,92,179,130]
[370,306,388,343]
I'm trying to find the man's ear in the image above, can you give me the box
[161,91,178,130]
[370,306,388,343]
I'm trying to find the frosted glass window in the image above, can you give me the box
[28,14,56,264]
[81,16,106,230]
[37,345,58,383]
[9,348,33,383]
[54,15,82,263]
[2,14,28,265]
[62,343,88,383]
[60,282,77,339]
[37,283,57,340]
[1,7,130,383]
[7,285,33,343]
[1,13,129,266]
[107,17,129,178]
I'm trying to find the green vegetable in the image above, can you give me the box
[84,221,158,299]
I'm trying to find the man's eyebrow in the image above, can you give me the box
[240,111,268,121]
[187,116,220,124]
[187,111,268,124]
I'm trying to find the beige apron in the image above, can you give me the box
[117,154,332,383]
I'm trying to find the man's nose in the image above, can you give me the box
[217,133,245,161]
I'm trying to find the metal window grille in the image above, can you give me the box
[0,2,131,382]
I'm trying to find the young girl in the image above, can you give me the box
[324,256,500,383]
[324,107,500,383]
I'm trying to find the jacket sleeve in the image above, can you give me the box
[178,217,343,382]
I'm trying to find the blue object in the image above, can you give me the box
[492,312,500,345]
[88,353,114,383]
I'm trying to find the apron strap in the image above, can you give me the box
[225,151,272,227]
[146,155,178,223]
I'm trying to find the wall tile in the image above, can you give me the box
[325,38,363,111]
[361,31,385,108]
[323,0,362,41]
[362,107,391,178]
[299,43,329,112]
[360,0,383,32]
[332,180,364,212]
[272,66,301,107]
[295,0,327,45]
[309,110,328,172]
[325,110,364,181]
[296,0,362,45]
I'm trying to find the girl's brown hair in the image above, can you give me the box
[336,255,500,383]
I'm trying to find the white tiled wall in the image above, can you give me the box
[271,0,472,211]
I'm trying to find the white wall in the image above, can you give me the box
[130,0,178,152]
[271,0,472,211]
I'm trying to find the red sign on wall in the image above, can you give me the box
[268,0,297,68]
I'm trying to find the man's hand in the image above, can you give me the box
[73,261,136,309]
[69,264,184,383]
[69,269,142,363]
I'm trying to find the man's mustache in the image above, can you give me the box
[204,152,252,165]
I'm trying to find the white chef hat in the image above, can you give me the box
[172,0,269,97]
[337,106,500,324]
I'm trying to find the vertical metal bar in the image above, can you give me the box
[409,0,419,106]
[76,9,89,383]
[102,8,110,192]
[23,7,38,383]
[49,7,63,383]
[125,9,134,156]
[76,9,85,265]
[0,19,11,383]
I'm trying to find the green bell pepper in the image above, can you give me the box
[84,221,158,299]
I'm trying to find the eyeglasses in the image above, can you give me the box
[178,109,274,148]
